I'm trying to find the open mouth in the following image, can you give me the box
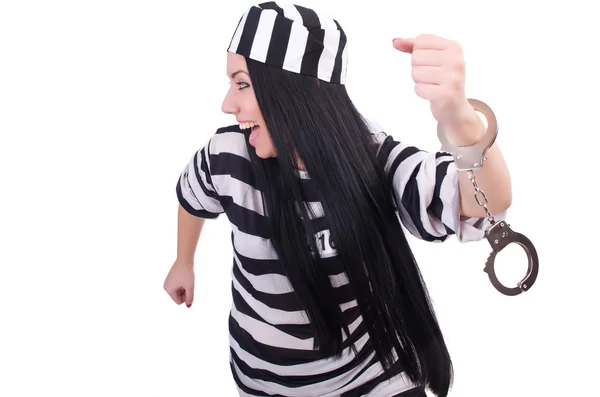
[249,125,260,146]
[239,122,260,145]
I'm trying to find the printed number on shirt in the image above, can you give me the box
[310,229,337,258]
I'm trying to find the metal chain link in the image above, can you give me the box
[467,170,495,224]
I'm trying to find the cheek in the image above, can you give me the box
[259,129,277,157]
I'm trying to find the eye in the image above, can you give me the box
[236,82,250,90]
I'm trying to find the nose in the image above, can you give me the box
[221,87,239,115]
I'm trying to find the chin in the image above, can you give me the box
[255,147,276,159]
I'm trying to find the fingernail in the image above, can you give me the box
[186,303,191,308]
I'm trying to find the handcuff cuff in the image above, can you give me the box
[437,98,539,296]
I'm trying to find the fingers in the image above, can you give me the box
[411,66,443,85]
[172,287,186,305]
[410,49,445,67]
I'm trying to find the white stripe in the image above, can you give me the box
[439,158,459,234]
[318,28,340,82]
[209,131,250,160]
[276,2,303,23]
[340,299,357,312]
[300,201,324,218]
[442,160,508,243]
[412,155,454,238]
[233,248,350,294]
[312,9,337,31]
[228,7,251,53]
[233,250,294,294]
[329,272,349,288]
[231,348,402,397]
[229,315,369,375]
[250,9,277,62]
[182,158,223,213]
[232,223,279,260]
[362,371,414,397]
[231,302,312,347]
[212,174,264,215]
[282,20,308,73]
[386,145,450,239]
[231,266,358,326]
[232,267,309,325]
[340,42,348,83]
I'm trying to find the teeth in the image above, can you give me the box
[239,122,258,130]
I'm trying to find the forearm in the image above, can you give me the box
[458,142,512,217]
[445,108,512,218]
[176,204,206,266]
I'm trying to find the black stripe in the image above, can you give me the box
[387,145,446,242]
[298,178,320,202]
[232,254,356,313]
[229,335,376,388]
[234,245,286,276]
[402,163,446,242]
[176,179,220,219]
[234,238,348,277]
[339,354,386,397]
[232,258,306,312]
[431,153,455,235]
[319,254,347,276]
[330,20,346,84]
[258,1,284,14]
[259,0,289,68]
[215,123,243,134]
[340,355,407,397]
[472,216,485,228]
[300,28,325,79]
[226,199,270,238]
[237,6,262,56]
[232,281,313,342]
[390,387,428,397]
[192,150,219,202]
[228,15,244,50]
[376,134,398,169]
[209,152,258,190]
[265,12,292,68]
[230,300,327,365]
[387,145,422,184]
[294,5,321,28]
[199,146,219,200]
[231,285,366,361]
[229,360,285,396]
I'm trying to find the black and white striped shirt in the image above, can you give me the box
[176,124,499,396]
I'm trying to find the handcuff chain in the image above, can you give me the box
[437,98,539,296]
[467,169,495,224]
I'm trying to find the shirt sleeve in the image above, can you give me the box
[373,131,507,243]
[176,137,225,219]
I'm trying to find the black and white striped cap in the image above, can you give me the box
[227,2,348,85]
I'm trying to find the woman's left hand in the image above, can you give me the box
[393,34,477,136]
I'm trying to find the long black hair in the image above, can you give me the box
[244,57,453,397]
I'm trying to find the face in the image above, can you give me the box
[222,52,276,159]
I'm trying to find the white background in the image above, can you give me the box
[1,0,598,396]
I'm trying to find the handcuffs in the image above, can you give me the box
[437,98,539,296]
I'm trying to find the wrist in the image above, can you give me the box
[443,102,485,147]
[175,258,195,269]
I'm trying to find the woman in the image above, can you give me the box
[164,2,512,396]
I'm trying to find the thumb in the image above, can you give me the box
[185,283,194,308]
[392,38,414,53]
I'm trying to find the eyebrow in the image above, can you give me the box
[230,70,249,79]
